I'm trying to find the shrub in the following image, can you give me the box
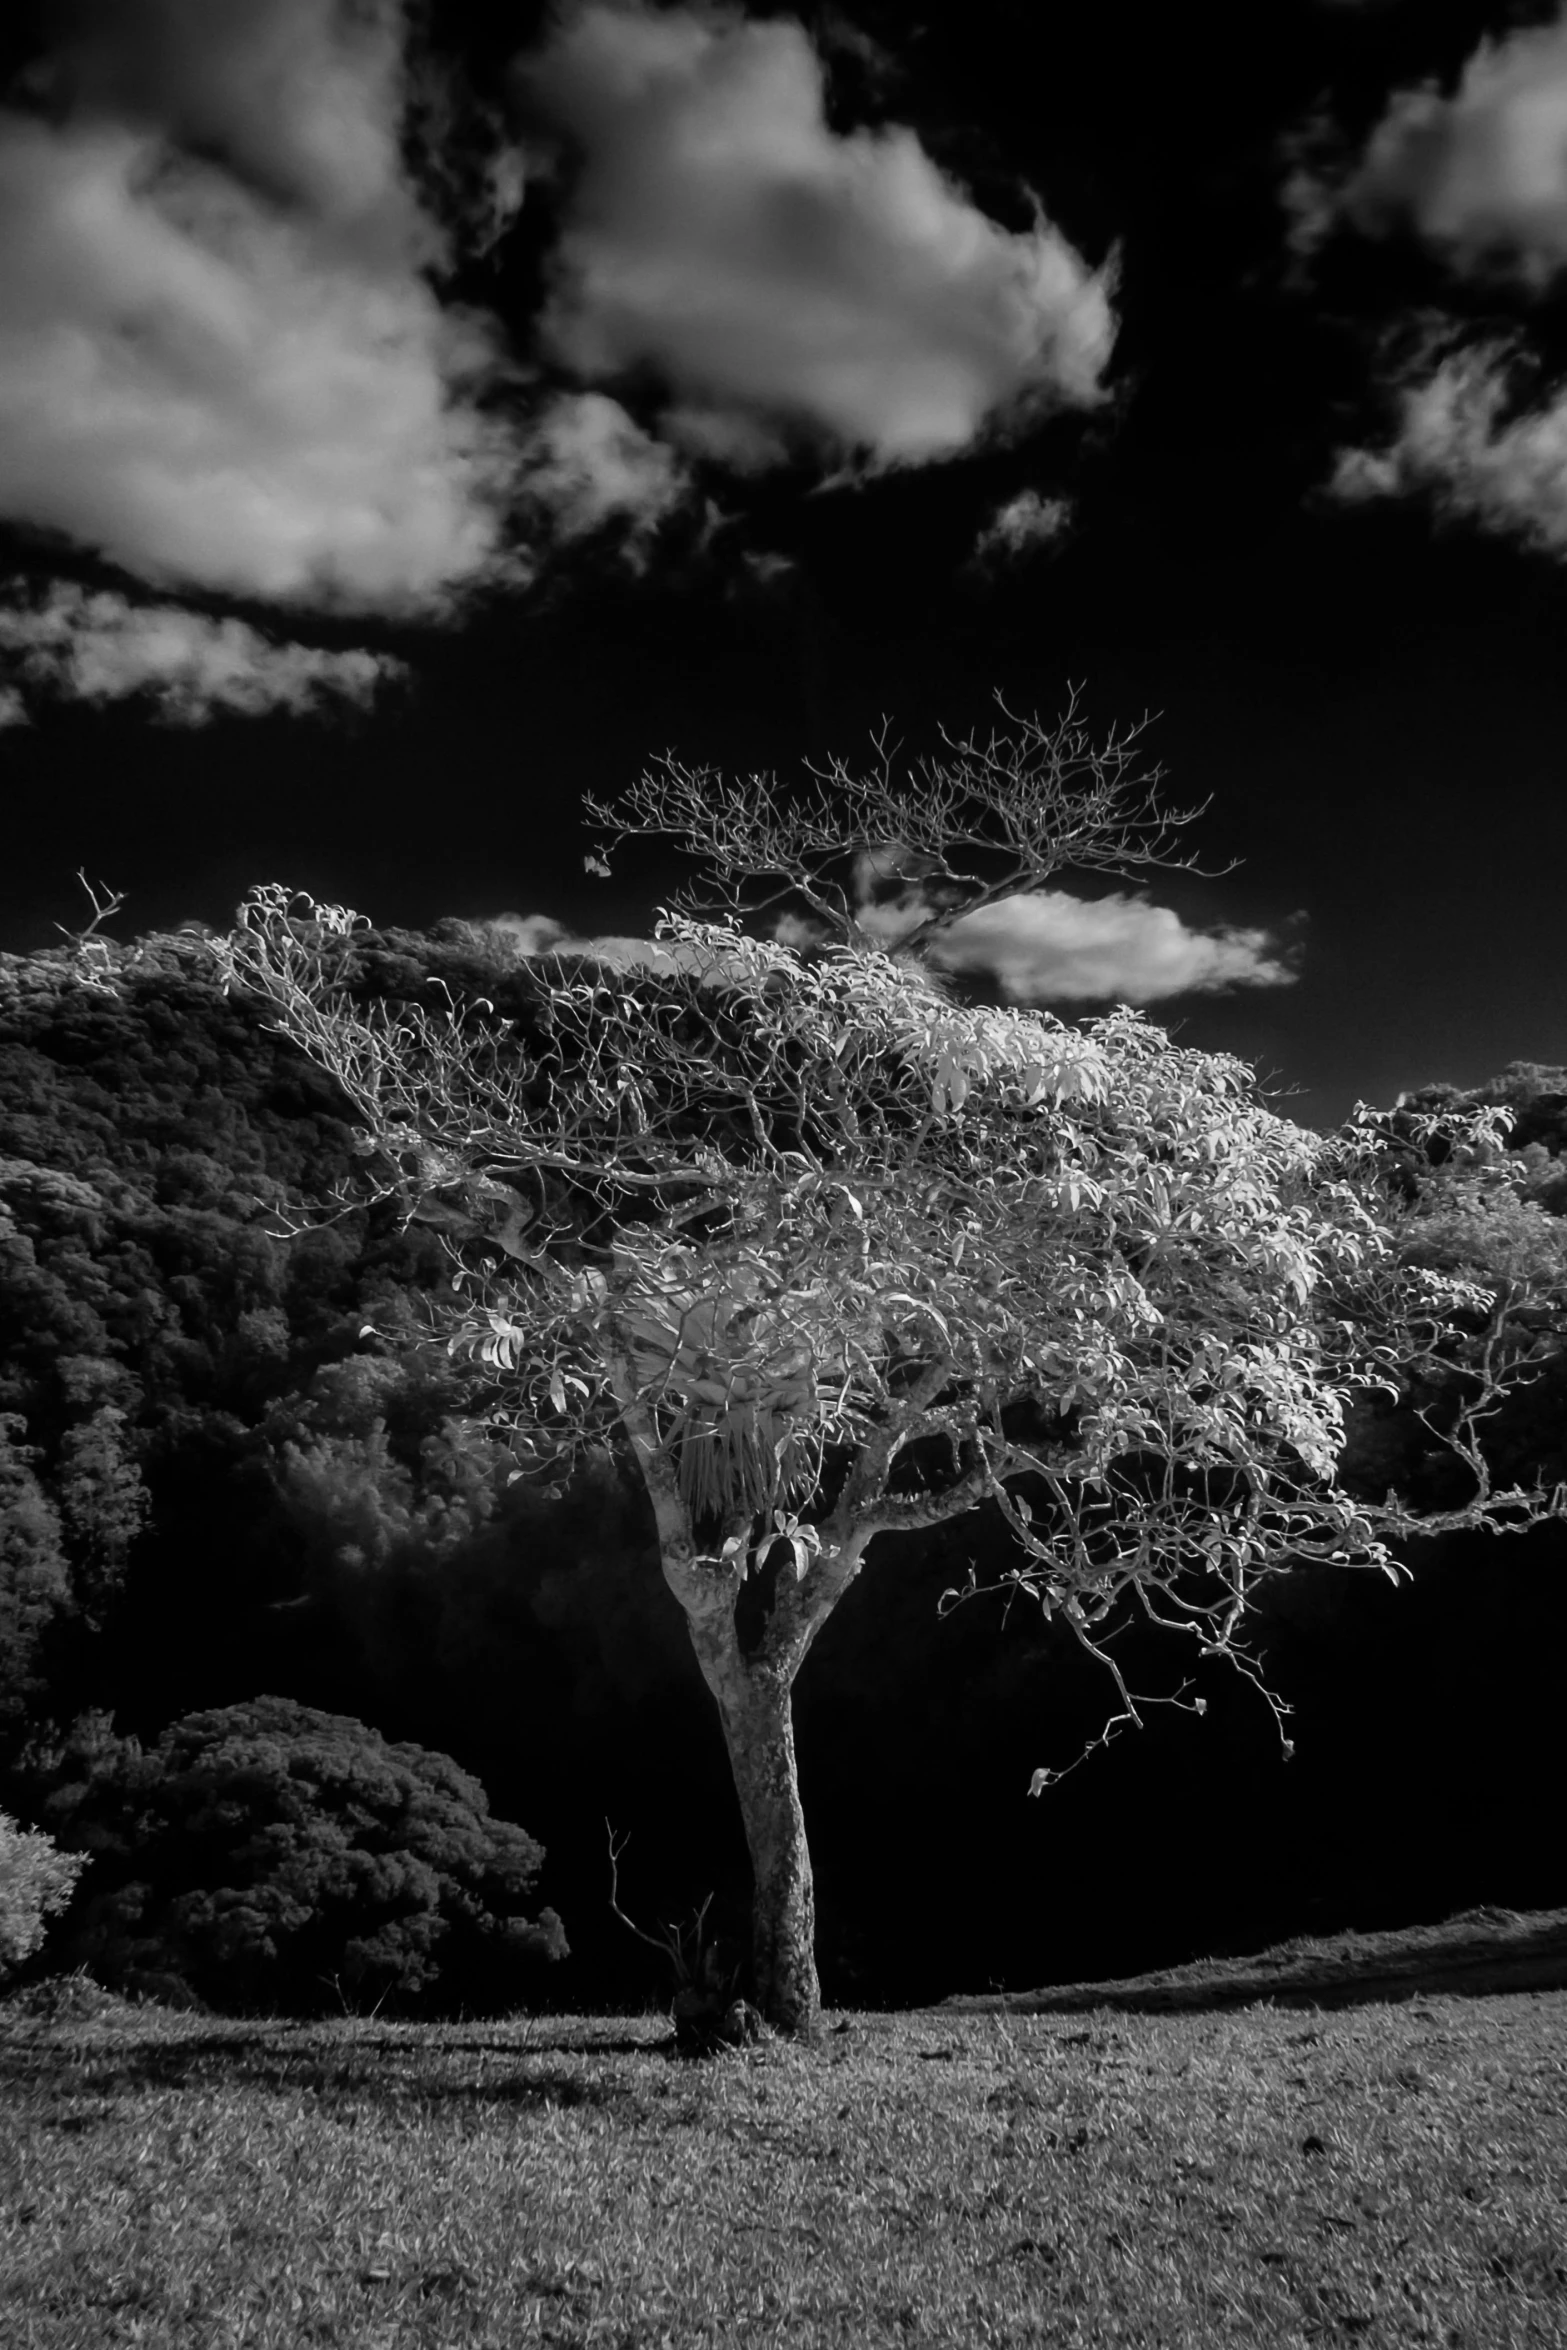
[42,1696,567,2015]
[0,1810,87,1979]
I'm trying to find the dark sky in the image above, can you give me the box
[2,0,1565,1126]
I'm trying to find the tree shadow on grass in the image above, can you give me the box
[0,2018,707,2117]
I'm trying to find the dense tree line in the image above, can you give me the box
[2,922,1564,2012]
[19,1695,565,2014]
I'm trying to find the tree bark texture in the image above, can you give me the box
[668,1532,872,2038]
[697,1649,819,2035]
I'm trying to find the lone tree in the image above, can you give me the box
[211,693,1566,2037]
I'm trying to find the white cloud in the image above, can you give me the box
[0,0,526,612]
[0,0,1109,645]
[0,583,406,722]
[516,0,1116,468]
[521,390,690,553]
[0,684,29,728]
[856,886,1297,1004]
[1315,10,1567,555]
[1329,339,1567,557]
[1338,13,1567,283]
[969,487,1072,568]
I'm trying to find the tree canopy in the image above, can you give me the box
[31,1696,567,2015]
[215,889,1562,1695]
[0,856,1560,2019]
[207,699,1567,2033]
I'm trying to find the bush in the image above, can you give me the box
[41,1696,567,2015]
[0,1810,86,1979]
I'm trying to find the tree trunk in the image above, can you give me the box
[699,1652,819,2036]
[608,1338,871,2039]
[651,1529,874,2039]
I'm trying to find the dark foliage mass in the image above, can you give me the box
[1,924,1564,2012]
[26,1696,565,2015]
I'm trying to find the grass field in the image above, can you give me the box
[2,1927,1565,2348]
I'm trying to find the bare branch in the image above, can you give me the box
[50,870,130,997]
[583,685,1228,955]
[605,1820,716,1988]
[54,870,127,946]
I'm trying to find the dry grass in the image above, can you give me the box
[2,1965,1565,2347]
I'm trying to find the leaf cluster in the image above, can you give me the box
[0,1807,85,1977]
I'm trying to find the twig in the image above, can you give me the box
[54,870,127,947]
[605,1819,717,1988]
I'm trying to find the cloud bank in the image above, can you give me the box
[0,0,529,616]
[0,584,407,723]
[517,0,1116,467]
[0,0,1110,715]
[0,0,1113,617]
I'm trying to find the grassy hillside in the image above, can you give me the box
[3,1911,1564,2347]
[942,1902,1567,2016]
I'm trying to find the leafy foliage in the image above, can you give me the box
[208,806,1567,2041]
[1330,1090,1567,1515]
[214,888,1565,1766]
[0,1414,72,1744]
[0,926,542,1764]
[0,1808,85,1978]
[0,894,1563,2011]
[34,1696,567,2016]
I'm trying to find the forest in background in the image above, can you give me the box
[3,918,1566,2015]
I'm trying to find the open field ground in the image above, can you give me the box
[2,1910,1565,2349]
